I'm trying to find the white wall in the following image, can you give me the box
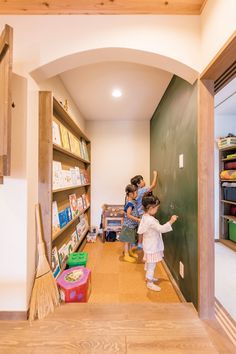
[39,76,86,133]
[214,115,236,239]
[0,74,28,311]
[87,120,150,226]
[200,0,236,71]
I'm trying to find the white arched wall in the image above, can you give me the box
[31,47,198,85]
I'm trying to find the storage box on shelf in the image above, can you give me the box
[39,92,91,278]
[219,142,236,251]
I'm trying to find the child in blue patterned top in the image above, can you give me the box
[119,184,140,263]
[131,171,158,250]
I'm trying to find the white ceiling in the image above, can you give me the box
[60,62,173,121]
[215,77,236,115]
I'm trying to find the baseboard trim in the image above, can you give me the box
[162,260,186,303]
[0,311,28,321]
[215,298,236,346]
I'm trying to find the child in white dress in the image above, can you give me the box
[137,192,178,292]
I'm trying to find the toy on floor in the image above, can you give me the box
[57,266,91,303]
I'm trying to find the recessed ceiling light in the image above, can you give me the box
[112,89,122,98]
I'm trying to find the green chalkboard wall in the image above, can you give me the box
[150,76,198,308]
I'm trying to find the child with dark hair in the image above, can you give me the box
[119,184,140,263]
[138,192,178,291]
[130,171,158,250]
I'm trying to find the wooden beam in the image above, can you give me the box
[197,78,215,320]
[0,0,206,15]
[201,31,236,81]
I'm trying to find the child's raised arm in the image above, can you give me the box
[149,170,158,191]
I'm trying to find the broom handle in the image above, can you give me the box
[35,204,44,244]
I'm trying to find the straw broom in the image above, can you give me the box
[29,204,60,321]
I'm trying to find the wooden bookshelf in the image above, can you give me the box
[39,92,91,271]
[219,144,236,250]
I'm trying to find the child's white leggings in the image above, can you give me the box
[145,262,156,281]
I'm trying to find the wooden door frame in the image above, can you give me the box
[198,31,236,319]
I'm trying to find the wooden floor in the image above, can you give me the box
[0,239,235,353]
[1,302,234,353]
[85,239,180,303]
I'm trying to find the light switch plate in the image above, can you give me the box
[179,261,184,278]
[179,154,184,168]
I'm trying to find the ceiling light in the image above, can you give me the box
[112,89,122,98]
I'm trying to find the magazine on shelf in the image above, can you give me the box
[69,193,79,218]
[52,247,61,278]
[52,120,61,146]
[68,132,81,157]
[52,201,60,234]
[60,124,71,151]
[58,209,68,229]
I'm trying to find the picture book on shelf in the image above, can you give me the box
[52,247,61,278]
[58,243,68,266]
[60,124,71,151]
[75,167,81,186]
[81,193,87,209]
[52,201,60,234]
[52,161,62,190]
[68,132,81,157]
[81,139,89,161]
[77,197,84,213]
[69,193,78,218]
[52,120,61,146]
[58,209,68,229]
[71,230,78,249]
[66,206,72,222]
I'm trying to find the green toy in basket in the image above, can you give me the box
[67,252,88,268]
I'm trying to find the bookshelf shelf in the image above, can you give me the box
[221,200,236,205]
[52,205,90,241]
[39,91,91,273]
[221,179,236,182]
[53,184,90,193]
[53,143,90,165]
[221,214,236,222]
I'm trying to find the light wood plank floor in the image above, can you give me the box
[84,239,180,303]
[0,303,228,354]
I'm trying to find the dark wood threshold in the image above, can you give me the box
[0,310,28,321]
[219,239,236,252]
